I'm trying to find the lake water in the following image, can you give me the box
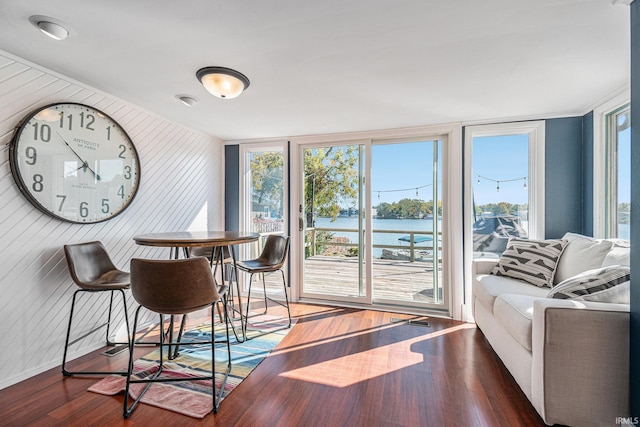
[314,216,438,257]
[314,216,631,257]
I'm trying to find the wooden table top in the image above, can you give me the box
[133,231,260,247]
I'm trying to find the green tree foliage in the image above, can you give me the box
[304,146,360,221]
[250,152,284,218]
[375,198,442,218]
[474,202,526,216]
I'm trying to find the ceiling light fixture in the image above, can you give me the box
[29,15,70,41]
[176,95,198,107]
[196,67,250,99]
[38,21,69,40]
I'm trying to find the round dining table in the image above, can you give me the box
[133,230,260,343]
[133,230,260,249]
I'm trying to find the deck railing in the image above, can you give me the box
[306,227,442,262]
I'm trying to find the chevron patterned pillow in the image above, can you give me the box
[491,238,568,287]
[548,265,630,303]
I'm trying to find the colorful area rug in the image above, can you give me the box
[89,315,294,418]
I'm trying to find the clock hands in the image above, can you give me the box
[57,133,101,181]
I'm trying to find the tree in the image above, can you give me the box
[250,152,284,218]
[304,146,360,221]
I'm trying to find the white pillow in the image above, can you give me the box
[554,233,612,284]
[548,265,630,304]
[601,246,630,267]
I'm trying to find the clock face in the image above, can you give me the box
[9,103,140,223]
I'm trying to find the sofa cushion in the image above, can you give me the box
[491,238,568,288]
[493,293,538,351]
[548,266,631,304]
[554,233,613,284]
[474,274,549,314]
[601,246,630,268]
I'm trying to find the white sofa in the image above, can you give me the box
[472,232,630,427]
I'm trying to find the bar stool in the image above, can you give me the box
[62,241,131,376]
[123,257,231,418]
[237,235,291,334]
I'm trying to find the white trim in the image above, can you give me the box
[288,122,464,319]
[593,92,630,238]
[444,126,464,320]
[227,123,460,146]
[238,141,290,295]
[464,121,545,238]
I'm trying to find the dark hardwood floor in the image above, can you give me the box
[0,303,545,426]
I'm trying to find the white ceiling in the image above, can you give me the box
[0,0,630,141]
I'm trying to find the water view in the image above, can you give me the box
[314,216,440,258]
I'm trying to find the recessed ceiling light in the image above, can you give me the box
[29,15,71,41]
[176,95,198,107]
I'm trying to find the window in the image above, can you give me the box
[594,96,631,239]
[240,143,288,260]
[464,121,546,257]
[463,121,545,321]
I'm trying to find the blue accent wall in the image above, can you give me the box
[630,1,639,417]
[224,145,240,231]
[544,116,584,238]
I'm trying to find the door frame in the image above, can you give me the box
[288,123,463,318]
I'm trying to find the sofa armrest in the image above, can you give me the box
[531,299,630,427]
[472,258,498,276]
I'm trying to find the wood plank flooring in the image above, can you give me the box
[0,303,545,426]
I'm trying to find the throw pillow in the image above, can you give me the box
[548,265,631,304]
[491,238,568,288]
[554,233,613,284]
[601,246,630,268]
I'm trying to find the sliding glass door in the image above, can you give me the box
[300,143,367,302]
[371,139,444,308]
[298,138,447,310]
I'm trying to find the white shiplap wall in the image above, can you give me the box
[0,51,224,389]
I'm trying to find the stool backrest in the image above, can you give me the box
[130,257,218,315]
[64,241,119,288]
[256,235,290,269]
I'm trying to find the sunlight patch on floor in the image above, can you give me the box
[278,323,475,387]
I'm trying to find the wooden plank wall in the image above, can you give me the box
[0,50,224,389]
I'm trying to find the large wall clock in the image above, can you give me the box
[9,102,140,223]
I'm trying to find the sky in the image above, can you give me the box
[370,136,529,206]
[338,128,630,209]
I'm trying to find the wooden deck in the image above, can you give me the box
[302,255,444,304]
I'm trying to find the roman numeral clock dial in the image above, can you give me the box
[9,103,140,223]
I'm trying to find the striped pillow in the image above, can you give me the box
[491,238,568,287]
[548,266,630,303]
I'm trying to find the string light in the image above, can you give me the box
[476,174,527,192]
[374,183,432,197]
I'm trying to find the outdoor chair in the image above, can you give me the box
[237,234,291,333]
[123,257,231,418]
[62,241,131,376]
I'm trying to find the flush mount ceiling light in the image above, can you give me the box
[29,16,70,40]
[196,67,250,99]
